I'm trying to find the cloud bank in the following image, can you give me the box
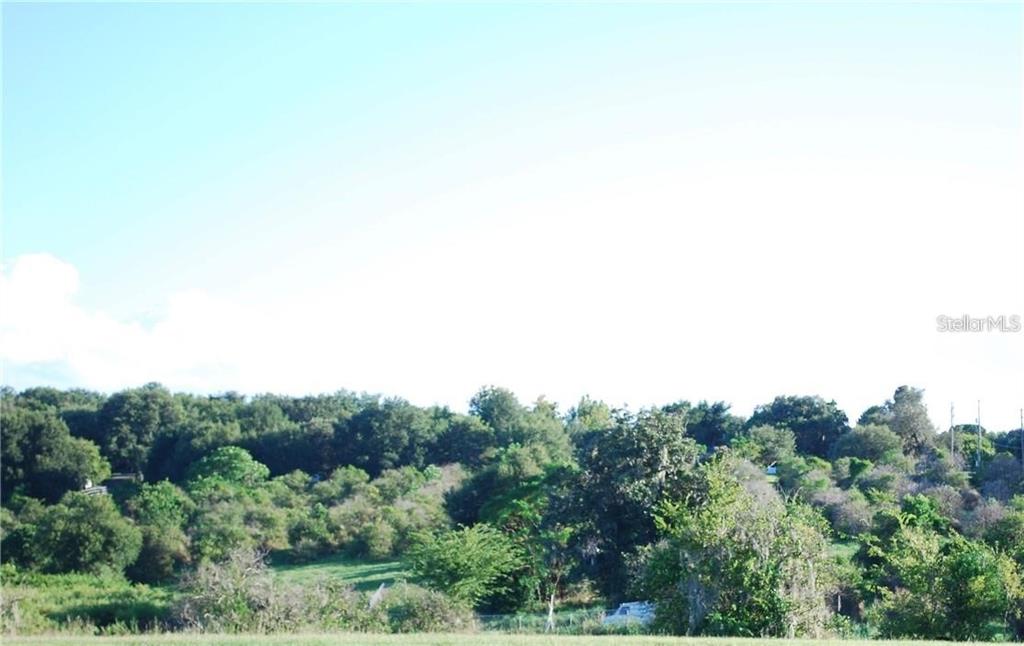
[3,251,1022,432]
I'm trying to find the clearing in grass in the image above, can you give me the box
[269,554,409,592]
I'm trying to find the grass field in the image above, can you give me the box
[0,635,971,646]
[269,555,409,592]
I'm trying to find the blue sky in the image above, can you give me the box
[3,2,1022,430]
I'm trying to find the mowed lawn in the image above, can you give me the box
[269,554,409,591]
[1,635,970,646]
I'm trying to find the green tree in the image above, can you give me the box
[34,492,143,574]
[429,411,495,467]
[97,383,182,473]
[146,412,243,483]
[128,524,191,584]
[127,480,194,529]
[185,446,270,493]
[639,452,836,637]
[408,524,525,607]
[447,443,555,526]
[858,386,936,454]
[468,387,571,459]
[731,424,797,466]
[335,398,440,476]
[684,400,745,449]
[561,408,702,595]
[747,395,849,459]
[469,386,525,444]
[1,395,110,503]
[566,396,613,436]
[831,424,904,464]
[867,527,1021,640]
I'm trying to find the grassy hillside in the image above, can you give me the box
[269,554,409,592]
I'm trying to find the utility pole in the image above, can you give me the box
[1019,408,1023,470]
[975,400,982,471]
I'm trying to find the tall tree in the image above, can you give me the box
[858,386,936,454]
[97,383,182,473]
[747,395,849,459]
[685,401,745,449]
[639,453,837,637]
[561,409,701,595]
[1,394,110,503]
[335,398,439,476]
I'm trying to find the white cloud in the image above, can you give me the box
[2,254,252,392]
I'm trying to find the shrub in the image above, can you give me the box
[0,564,172,635]
[172,548,475,634]
[357,519,396,560]
[126,525,190,584]
[34,493,142,575]
[408,524,525,608]
[173,548,302,633]
[832,425,903,464]
[381,583,476,633]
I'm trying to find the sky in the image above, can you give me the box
[2,2,1022,431]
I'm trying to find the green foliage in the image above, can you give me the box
[0,564,173,635]
[831,425,904,464]
[126,480,193,529]
[126,524,190,584]
[311,466,371,505]
[5,382,1021,639]
[431,412,496,467]
[174,549,470,634]
[185,446,270,492]
[408,524,525,607]
[468,387,571,460]
[335,398,441,476]
[325,465,459,560]
[475,463,577,612]
[859,386,935,454]
[639,452,837,637]
[730,424,796,465]
[747,395,849,459]
[1,394,111,503]
[682,400,745,449]
[32,493,142,575]
[97,383,181,474]
[867,530,1021,641]
[145,406,243,483]
[566,396,613,436]
[447,443,555,526]
[380,582,476,633]
[562,408,701,595]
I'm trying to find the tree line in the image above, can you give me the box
[1,383,1023,639]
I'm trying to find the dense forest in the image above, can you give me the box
[2,383,1023,640]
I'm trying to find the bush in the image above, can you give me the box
[173,549,289,633]
[408,524,526,608]
[33,493,142,575]
[126,525,190,584]
[832,425,903,464]
[357,519,396,560]
[172,548,475,634]
[381,583,476,633]
[0,564,172,635]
